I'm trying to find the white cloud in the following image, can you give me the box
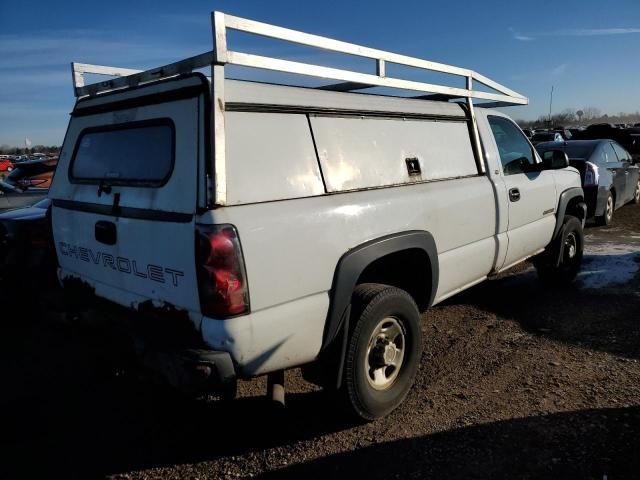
[508,63,568,82]
[0,31,208,70]
[510,26,640,41]
[549,63,568,77]
[558,27,640,36]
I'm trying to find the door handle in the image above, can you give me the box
[509,188,521,202]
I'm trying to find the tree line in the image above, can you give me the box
[0,145,60,155]
[516,108,640,129]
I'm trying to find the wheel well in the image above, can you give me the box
[356,248,432,311]
[565,195,586,223]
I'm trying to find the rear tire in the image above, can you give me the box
[631,179,640,205]
[596,192,614,226]
[342,283,422,421]
[535,215,584,286]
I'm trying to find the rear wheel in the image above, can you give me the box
[342,283,422,421]
[632,179,640,205]
[535,215,584,286]
[596,192,614,226]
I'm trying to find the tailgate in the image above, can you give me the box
[50,75,209,312]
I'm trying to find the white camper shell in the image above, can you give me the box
[50,12,586,420]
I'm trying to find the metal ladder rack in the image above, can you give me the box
[70,11,529,205]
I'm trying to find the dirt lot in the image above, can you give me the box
[1,206,640,480]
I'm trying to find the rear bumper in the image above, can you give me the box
[57,267,237,394]
[140,347,236,395]
[57,267,328,378]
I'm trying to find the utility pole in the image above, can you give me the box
[548,85,554,126]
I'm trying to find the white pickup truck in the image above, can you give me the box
[50,12,586,420]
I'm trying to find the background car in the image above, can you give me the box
[0,158,57,212]
[536,140,640,225]
[0,158,14,175]
[531,131,564,145]
[552,128,572,140]
[0,198,54,283]
[572,124,640,163]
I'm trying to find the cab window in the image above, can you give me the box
[488,116,537,175]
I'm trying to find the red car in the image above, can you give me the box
[0,159,14,173]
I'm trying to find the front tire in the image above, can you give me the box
[535,215,584,286]
[342,283,422,421]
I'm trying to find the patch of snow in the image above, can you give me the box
[578,241,640,289]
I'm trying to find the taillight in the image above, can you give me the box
[196,224,249,318]
[584,161,599,187]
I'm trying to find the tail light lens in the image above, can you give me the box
[584,161,599,187]
[196,224,249,318]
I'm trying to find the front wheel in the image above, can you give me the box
[342,283,422,421]
[535,215,584,286]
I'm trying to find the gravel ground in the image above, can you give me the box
[1,205,640,480]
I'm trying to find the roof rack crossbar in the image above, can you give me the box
[72,52,214,98]
[71,11,528,107]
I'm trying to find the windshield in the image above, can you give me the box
[70,120,174,186]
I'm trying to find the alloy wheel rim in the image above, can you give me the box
[564,232,578,261]
[365,317,406,390]
[606,196,613,221]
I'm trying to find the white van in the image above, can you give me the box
[50,12,586,420]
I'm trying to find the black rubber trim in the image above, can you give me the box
[72,74,209,117]
[225,102,466,122]
[322,230,439,351]
[201,78,212,210]
[53,199,193,223]
[553,187,585,238]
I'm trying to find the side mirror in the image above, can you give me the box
[543,150,569,169]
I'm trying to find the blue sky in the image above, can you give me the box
[1,0,639,146]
